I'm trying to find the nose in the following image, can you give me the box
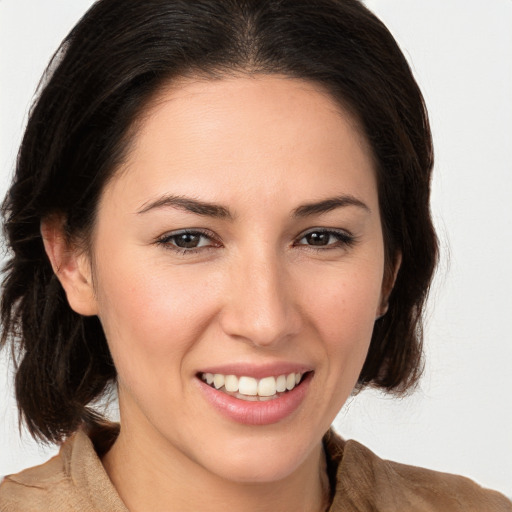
[219,248,302,348]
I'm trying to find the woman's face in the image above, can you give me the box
[81,76,387,482]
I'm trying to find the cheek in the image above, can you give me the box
[92,253,223,380]
[307,262,382,338]
[304,262,383,385]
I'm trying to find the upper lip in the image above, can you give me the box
[197,363,313,380]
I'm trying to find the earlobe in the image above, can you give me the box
[41,216,98,316]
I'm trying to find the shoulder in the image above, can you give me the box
[0,433,86,512]
[0,430,126,512]
[324,430,512,512]
[0,440,72,512]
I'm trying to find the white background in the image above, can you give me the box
[1,0,511,498]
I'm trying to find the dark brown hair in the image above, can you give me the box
[1,0,438,444]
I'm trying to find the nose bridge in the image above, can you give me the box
[220,243,300,347]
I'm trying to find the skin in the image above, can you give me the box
[43,75,396,512]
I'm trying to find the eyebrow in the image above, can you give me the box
[137,195,234,219]
[136,193,370,219]
[291,195,371,217]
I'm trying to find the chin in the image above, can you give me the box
[189,425,322,484]
[203,449,308,484]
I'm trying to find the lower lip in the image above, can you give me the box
[198,373,312,426]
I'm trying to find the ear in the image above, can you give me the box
[41,216,98,316]
[377,252,402,319]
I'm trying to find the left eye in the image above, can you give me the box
[296,230,354,248]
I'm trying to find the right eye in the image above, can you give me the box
[156,229,220,254]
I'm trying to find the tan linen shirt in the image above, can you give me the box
[1,428,510,511]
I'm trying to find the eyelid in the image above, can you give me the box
[294,227,357,249]
[155,228,221,253]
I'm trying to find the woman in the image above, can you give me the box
[0,0,510,510]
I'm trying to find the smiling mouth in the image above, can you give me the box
[199,372,309,401]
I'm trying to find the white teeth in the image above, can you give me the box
[224,375,238,392]
[258,376,277,397]
[201,371,306,398]
[213,374,225,389]
[238,376,258,395]
[276,374,287,392]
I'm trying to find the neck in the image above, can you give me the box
[102,421,329,512]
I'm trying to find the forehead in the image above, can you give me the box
[105,75,377,214]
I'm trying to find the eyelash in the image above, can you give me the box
[296,229,357,252]
[155,229,219,255]
[155,228,357,255]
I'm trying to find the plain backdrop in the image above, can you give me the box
[1,0,511,498]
